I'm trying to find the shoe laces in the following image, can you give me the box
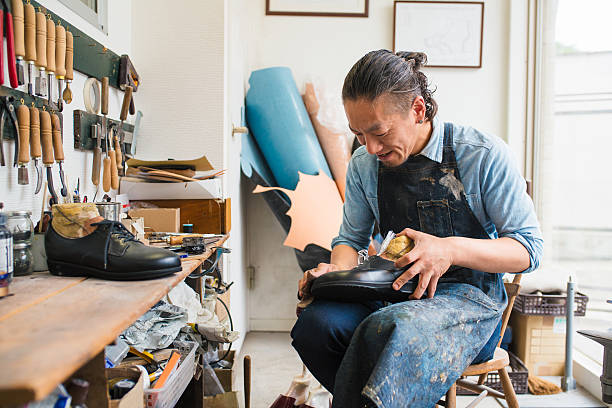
[91,220,138,269]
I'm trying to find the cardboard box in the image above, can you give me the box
[128,208,180,233]
[120,178,222,200]
[203,391,238,408]
[107,367,145,408]
[510,312,566,376]
[214,350,236,393]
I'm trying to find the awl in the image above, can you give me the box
[40,110,57,204]
[29,105,42,193]
[51,113,67,197]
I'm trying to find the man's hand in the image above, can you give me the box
[392,228,453,300]
[298,263,339,299]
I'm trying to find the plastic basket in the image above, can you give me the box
[457,351,529,395]
[513,291,588,316]
[144,341,197,408]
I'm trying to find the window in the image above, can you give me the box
[59,0,108,34]
[535,0,612,366]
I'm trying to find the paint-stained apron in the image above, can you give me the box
[332,123,507,408]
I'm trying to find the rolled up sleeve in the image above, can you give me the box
[331,156,375,252]
[480,140,544,273]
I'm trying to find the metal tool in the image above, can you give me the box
[109,124,119,190]
[16,102,29,185]
[51,112,67,197]
[34,9,46,97]
[54,22,65,111]
[63,30,72,103]
[91,122,101,188]
[40,110,57,204]
[11,0,25,85]
[117,86,132,175]
[0,96,18,168]
[29,105,42,193]
[45,16,55,106]
[101,77,111,193]
[0,0,20,88]
[23,1,35,95]
[130,110,142,156]
[119,55,139,115]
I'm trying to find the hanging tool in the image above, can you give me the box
[102,129,110,193]
[109,124,119,190]
[34,8,45,97]
[51,112,67,197]
[29,105,42,193]
[119,55,139,115]
[40,110,57,204]
[63,30,72,103]
[54,22,65,111]
[45,15,55,106]
[11,0,25,85]
[0,96,18,168]
[101,76,110,193]
[91,122,101,189]
[23,0,35,94]
[0,0,20,88]
[130,110,142,156]
[117,85,132,175]
[17,101,29,184]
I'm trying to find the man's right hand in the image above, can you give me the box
[298,263,339,299]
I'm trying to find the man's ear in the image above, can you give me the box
[412,96,426,122]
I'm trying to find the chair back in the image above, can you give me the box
[496,274,522,348]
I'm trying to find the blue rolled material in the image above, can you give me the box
[246,67,331,190]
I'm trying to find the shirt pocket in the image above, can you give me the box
[417,199,454,237]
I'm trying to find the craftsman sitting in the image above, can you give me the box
[291,50,543,408]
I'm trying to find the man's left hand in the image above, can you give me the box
[392,228,453,299]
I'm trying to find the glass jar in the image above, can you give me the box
[6,211,33,246]
[0,212,13,297]
[13,243,33,276]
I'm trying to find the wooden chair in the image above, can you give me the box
[438,274,522,408]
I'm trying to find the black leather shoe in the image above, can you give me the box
[45,219,182,280]
[310,256,416,302]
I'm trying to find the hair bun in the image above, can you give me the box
[395,51,428,70]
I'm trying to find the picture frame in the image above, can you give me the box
[393,1,484,68]
[266,0,369,17]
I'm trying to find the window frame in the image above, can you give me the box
[58,0,108,34]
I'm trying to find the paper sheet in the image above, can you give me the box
[253,171,343,251]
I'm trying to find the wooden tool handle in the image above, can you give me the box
[29,106,41,158]
[92,146,101,186]
[54,24,65,78]
[65,31,73,80]
[24,3,36,61]
[35,11,46,67]
[101,77,109,115]
[12,0,25,58]
[110,149,119,189]
[244,355,251,408]
[45,18,55,73]
[114,134,122,168]
[51,113,63,161]
[40,110,53,164]
[102,156,111,192]
[120,86,133,121]
[17,105,30,164]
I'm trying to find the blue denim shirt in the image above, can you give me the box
[331,117,543,273]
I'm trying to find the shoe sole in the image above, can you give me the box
[47,259,182,281]
[311,280,416,302]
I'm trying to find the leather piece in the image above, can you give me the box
[45,222,181,279]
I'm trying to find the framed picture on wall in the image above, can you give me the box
[266,0,369,17]
[393,1,484,68]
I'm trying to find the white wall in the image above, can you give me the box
[0,0,131,216]
[243,0,515,330]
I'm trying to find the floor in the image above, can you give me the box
[232,332,609,408]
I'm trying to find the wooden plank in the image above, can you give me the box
[0,260,200,405]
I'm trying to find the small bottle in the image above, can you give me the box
[0,205,13,298]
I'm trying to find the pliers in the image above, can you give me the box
[0,96,18,167]
[0,0,18,88]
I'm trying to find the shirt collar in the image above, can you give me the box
[417,116,444,163]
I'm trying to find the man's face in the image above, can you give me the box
[344,95,420,167]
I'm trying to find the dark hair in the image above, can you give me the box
[342,50,438,120]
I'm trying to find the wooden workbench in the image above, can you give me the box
[0,235,228,405]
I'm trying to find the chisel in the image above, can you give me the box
[117,85,132,175]
[51,113,67,197]
[110,128,119,190]
[17,103,29,184]
[63,31,72,103]
[54,23,65,111]
[23,1,36,95]
[34,10,46,96]
[45,16,55,105]
[102,132,111,193]
[40,110,57,204]
[29,105,42,193]
[91,123,101,188]
[11,0,25,85]
[101,77,111,193]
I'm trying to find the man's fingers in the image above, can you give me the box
[427,276,439,299]
[410,272,432,300]
[393,264,421,290]
[394,248,421,268]
[397,228,419,239]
